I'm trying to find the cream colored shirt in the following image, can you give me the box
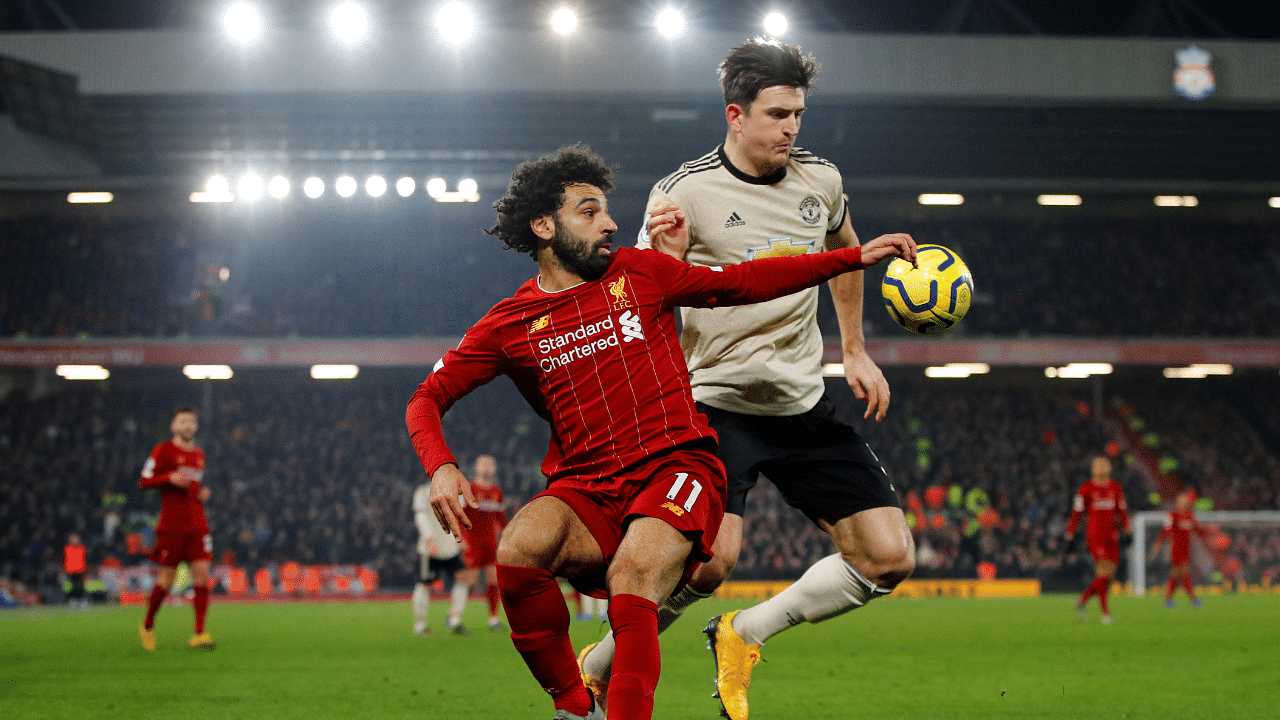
[637,145,846,416]
[414,483,460,559]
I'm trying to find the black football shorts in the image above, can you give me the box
[418,553,465,586]
[698,394,901,520]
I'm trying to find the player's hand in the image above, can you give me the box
[858,233,917,268]
[646,199,689,260]
[168,470,192,488]
[197,486,211,502]
[844,348,891,421]
[430,463,477,542]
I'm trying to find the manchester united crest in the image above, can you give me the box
[798,195,821,225]
[1173,45,1215,101]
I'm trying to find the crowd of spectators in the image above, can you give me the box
[5,369,1275,602]
[0,371,550,597]
[3,210,1280,339]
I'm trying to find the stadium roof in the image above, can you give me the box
[3,0,1280,39]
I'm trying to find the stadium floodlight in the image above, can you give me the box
[655,8,685,37]
[1037,194,1082,206]
[222,1,262,45]
[426,177,447,199]
[821,363,843,377]
[550,7,577,35]
[219,266,230,281]
[311,364,360,379]
[763,11,788,36]
[1154,195,1198,207]
[918,193,964,206]
[925,363,991,378]
[303,176,325,198]
[183,365,234,380]
[1046,362,1113,379]
[268,175,290,199]
[458,178,478,197]
[67,192,113,204]
[1163,363,1233,378]
[365,175,388,197]
[335,175,357,198]
[395,177,416,197]
[56,365,109,380]
[237,173,264,202]
[206,175,231,195]
[329,1,369,45]
[435,1,476,43]
[1269,197,1280,208]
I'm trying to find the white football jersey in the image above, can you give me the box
[638,145,847,416]
[414,483,460,559]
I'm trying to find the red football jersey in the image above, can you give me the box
[1067,479,1130,538]
[1155,509,1206,561]
[407,245,865,483]
[463,483,508,549]
[139,440,209,534]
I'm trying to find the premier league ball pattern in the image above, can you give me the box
[881,244,973,336]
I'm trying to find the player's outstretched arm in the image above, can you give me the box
[429,463,476,542]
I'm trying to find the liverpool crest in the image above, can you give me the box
[1173,46,1215,101]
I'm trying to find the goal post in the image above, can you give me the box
[1131,510,1280,596]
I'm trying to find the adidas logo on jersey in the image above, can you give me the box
[724,212,746,228]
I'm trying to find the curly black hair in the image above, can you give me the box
[486,145,615,258]
[719,38,818,109]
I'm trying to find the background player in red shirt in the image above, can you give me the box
[1149,487,1209,608]
[452,454,510,634]
[137,405,215,650]
[1066,455,1131,624]
[407,145,915,720]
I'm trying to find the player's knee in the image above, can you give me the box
[847,544,914,590]
[695,552,735,589]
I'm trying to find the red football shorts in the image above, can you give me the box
[462,537,498,569]
[535,442,727,599]
[150,531,213,566]
[1087,532,1120,564]
[1169,546,1191,566]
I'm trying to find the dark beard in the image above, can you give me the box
[551,220,612,282]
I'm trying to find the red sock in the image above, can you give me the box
[1166,578,1178,601]
[496,564,591,716]
[1097,578,1111,615]
[144,583,168,629]
[606,593,660,720]
[1079,579,1097,606]
[193,585,210,634]
[1182,575,1196,600]
[486,583,501,619]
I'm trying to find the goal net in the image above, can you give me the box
[1130,510,1280,595]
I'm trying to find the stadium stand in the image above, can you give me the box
[4,212,1280,339]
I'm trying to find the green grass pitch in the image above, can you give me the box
[3,593,1277,719]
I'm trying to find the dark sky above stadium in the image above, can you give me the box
[3,0,1280,39]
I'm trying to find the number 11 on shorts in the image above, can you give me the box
[666,472,703,512]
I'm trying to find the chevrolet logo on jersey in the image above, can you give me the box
[746,237,816,260]
[529,314,551,334]
[608,276,633,310]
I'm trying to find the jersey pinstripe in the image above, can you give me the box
[638,145,847,416]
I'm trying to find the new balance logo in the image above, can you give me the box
[619,310,644,343]
[724,212,746,228]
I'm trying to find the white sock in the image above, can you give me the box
[582,584,712,680]
[448,582,469,626]
[412,584,430,631]
[732,554,890,646]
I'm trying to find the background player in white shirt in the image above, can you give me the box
[578,39,917,719]
[412,480,466,637]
